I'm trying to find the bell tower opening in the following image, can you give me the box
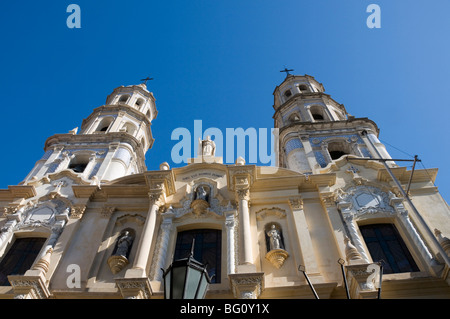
[328,141,351,160]
[68,154,90,173]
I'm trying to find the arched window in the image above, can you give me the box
[360,224,419,274]
[298,84,309,92]
[310,105,326,121]
[288,113,301,123]
[118,95,130,104]
[327,141,350,160]
[284,89,292,98]
[174,229,221,283]
[0,238,46,286]
[121,122,137,135]
[96,117,114,133]
[135,98,144,108]
[312,113,324,121]
[68,154,90,173]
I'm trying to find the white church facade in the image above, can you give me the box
[0,74,449,299]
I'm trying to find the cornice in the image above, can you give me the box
[81,104,153,129]
[377,166,438,184]
[44,132,143,153]
[278,117,380,138]
[172,162,228,176]
[0,185,36,201]
[272,92,333,114]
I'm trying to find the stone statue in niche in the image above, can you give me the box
[267,224,283,250]
[195,185,209,202]
[107,229,135,274]
[191,185,211,217]
[113,230,134,258]
[264,223,289,269]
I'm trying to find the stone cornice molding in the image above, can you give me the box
[44,132,145,156]
[0,185,36,201]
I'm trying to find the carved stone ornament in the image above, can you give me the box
[170,180,235,219]
[255,207,287,221]
[101,206,116,218]
[116,277,152,299]
[190,198,210,217]
[70,205,86,219]
[336,186,395,219]
[32,248,54,274]
[107,255,129,274]
[345,263,382,299]
[344,236,363,263]
[9,274,51,299]
[265,249,289,269]
[288,197,303,210]
[229,272,265,299]
[235,188,250,201]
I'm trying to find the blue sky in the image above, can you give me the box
[0,1,449,202]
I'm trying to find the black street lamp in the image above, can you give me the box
[161,240,212,299]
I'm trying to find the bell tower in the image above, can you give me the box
[23,82,158,184]
[273,73,394,174]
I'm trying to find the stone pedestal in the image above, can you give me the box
[229,272,264,299]
[265,249,289,269]
[345,263,381,299]
[116,277,152,299]
[8,273,51,299]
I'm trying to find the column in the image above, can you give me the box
[225,211,237,275]
[391,197,434,264]
[236,187,253,266]
[126,191,163,278]
[342,214,370,263]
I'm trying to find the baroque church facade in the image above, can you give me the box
[0,74,449,299]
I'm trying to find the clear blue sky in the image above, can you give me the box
[0,1,449,202]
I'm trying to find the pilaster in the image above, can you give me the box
[288,197,322,279]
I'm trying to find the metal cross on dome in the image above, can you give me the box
[280,67,294,76]
[140,76,154,85]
